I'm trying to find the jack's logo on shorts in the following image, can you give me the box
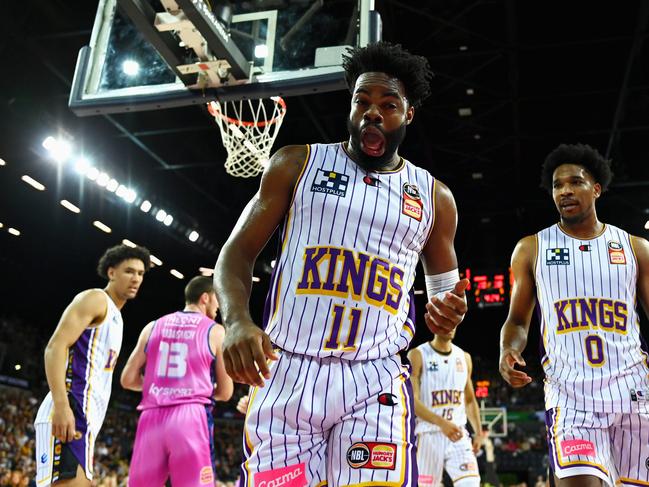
[460,462,478,471]
[560,439,595,457]
[346,442,396,470]
[254,463,307,487]
[199,466,214,484]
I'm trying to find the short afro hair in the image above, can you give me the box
[540,143,613,193]
[342,42,433,108]
[97,244,151,280]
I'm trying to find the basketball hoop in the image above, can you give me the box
[208,97,287,178]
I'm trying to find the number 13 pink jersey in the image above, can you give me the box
[139,311,216,410]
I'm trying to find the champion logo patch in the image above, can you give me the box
[546,248,570,265]
[402,182,422,221]
[377,393,397,406]
[607,240,626,265]
[310,169,349,197]
[579,244,591,252]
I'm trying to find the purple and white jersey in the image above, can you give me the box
[536,223,649,413]
[35,290,123,432]
[264,142,435,360]
[138,311,215,410]
[414,343,468,435]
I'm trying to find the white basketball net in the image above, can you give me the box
[208,97,287,178]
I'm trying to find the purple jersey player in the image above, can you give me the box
[121,276,233,487]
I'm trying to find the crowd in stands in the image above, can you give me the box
[0,315,552,486]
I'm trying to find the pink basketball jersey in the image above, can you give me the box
[139,311,216,409]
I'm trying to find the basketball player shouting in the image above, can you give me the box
[34,244,150,486]
[499,144,649,486]
[214,42,469,486]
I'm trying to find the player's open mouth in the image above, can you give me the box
[360,125,386,157]
[560,200,578,211]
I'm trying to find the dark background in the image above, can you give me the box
[1,0,648,374]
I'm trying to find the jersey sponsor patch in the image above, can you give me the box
[560,439,595,457]
[631,389,649,401]
[607,240,626,264]
[402,182,423,221]
[459,461,478,471]
[455,357,464,372]
[199,466,214,484]
[310,169,349,197]
[546,248,570,265]
[346,442,397,470]
[254,463,306,487]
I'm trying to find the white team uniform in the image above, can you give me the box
[414,343,479,487]
[242,142,435,487]
[34,290,123,485]
[536,223,649,486]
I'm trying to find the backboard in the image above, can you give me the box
[70,0,381,115]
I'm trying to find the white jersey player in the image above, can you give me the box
[215,42,470,487]
[409,328,483,487]
[500,143,649,487]
[34,245,150,486]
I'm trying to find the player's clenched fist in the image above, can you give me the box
[425,279,470,334]
[223,321,278,387]
[499,349,532,388]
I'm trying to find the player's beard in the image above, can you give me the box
[347,120,407,172]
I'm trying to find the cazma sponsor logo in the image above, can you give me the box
[254,463,306,487]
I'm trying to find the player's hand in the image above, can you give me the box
[424,279,470,334]
[440,420,463,442]
[472,431,486,453]
[236,394,250,414]
[499,348,532,388]
[223,321,278,387]
[51,401,79,443]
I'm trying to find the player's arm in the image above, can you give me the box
[407,348,463,442]
[210,323,234,401]
[420,180,470,334]
[632,236,649,319]
[499,235,537,388]
[214,145,307,387]
[463,352,484,453]
[120,322,154,392]
[44,289,108,443]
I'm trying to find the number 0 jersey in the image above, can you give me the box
[414,343,468,435]
[138,311,216,410]
[536,223,649,413]
[263,142,435,360]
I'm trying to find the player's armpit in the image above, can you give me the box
[631,235,649,319]
[120,321,154,391]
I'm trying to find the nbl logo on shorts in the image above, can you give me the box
[546,248,570,265]
[311,169,349,197]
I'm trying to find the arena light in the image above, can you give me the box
[60,200,81,214]
[414,289,425,295]
[474,134,481,140]
[86,167,100,181]
[8,227,20,236]
[122,59,140,76]
[170,269,184,279]
[270,259,276,268]
[163,214,174,226]
[156,209,167,222]
[0,222,3,228]
[42,136,72,163]
[140,200,152,213]
[466,88,475,95]
[458,107,472,117]
[0,158,6,166]
[188,230,199,242]
[106,179,119,192]
[21,175,46,191]
[150,254,163,266]
[645,220,649,230]
[74,157,91,175]
[123,188,137,204]
[122,239,137,248]
[96,172,110,187]
[199,267,214,276]
[14,364,21,371]
[252,276,261,282]
[93,220,112,233]
[254,44,269,58]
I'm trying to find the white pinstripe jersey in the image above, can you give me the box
[414,343,468,435]
[264,142,435,360]
[35,290,123,432]
[535,223,649,413]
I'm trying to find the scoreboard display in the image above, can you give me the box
[461,268,513,308]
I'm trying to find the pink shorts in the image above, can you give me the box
[128,403,215,487]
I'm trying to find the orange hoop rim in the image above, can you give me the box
[208,96,287,127]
